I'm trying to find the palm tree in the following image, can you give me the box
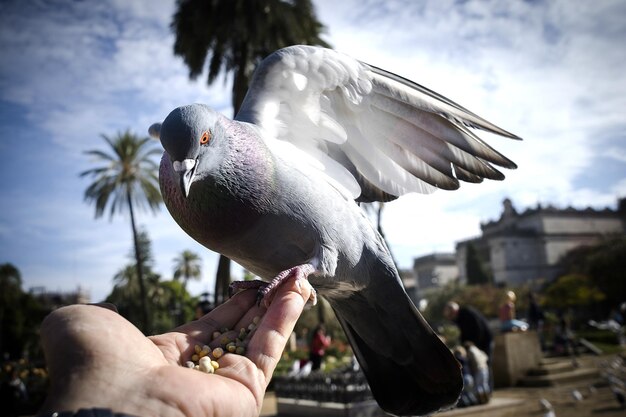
[173,250,202,292]
[81,130,162,333]
[171,0,330,305]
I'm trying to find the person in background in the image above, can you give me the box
[452,345,478,407]
[528,292,546,350]
[443,301,494,393]
[554,310,578,363]
[309,324,331,371]
[443,302,493,360]
[499,291,528,332]
[465,341,490,404]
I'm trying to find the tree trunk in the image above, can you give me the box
[232,43,250,115]
[214,255,231,306]
[127,190,150,334]
[316,298,327,324]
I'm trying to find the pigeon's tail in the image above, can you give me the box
[329,270,462,416]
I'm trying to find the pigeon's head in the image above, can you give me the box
[150,104,220,197]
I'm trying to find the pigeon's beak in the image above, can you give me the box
[172,159,197,198]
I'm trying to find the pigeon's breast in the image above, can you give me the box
[160,155,267,249]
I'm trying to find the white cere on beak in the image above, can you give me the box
[173,159,196,172]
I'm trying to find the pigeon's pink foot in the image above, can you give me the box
[229,264,317,308]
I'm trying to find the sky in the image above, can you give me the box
[0,0,625,302]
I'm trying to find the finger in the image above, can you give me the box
[246,276,312,383]
[174,289,258,344]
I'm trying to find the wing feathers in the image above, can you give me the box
[368,93,517,169]
[237,46,519,202]
[343,127,438,196]
[365,105,506,183]
[367,65,522,140]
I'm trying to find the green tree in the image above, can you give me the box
[543,273,605,310]
[172,250,202,326]
[581,237,626,307]
[173,250,202,292]
[157,280,198,331]
[0,263,23,356]
[107,230,196,332]
[0,263,46,358]
[108,230,163,330]
[558,237,626,311]
[81,130,162,333]
[171,0,330,306]
[465,242,491,285]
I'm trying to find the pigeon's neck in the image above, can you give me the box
[161,118,277,252]
[217,118,276,202]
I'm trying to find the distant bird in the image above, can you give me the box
[539,399,556,417]
[150,45,519,416]
[571,389,584,402]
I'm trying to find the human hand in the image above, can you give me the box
[38,279,313,417]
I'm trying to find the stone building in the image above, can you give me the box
[412,253,458,289]
[456,198,626,286]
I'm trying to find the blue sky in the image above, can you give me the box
[1,0,625,302]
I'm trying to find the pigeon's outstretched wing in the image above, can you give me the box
[236,45,519,202]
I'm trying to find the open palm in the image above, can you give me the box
[39,282,312,417]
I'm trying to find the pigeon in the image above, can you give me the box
[571,389,584,402]
[150,45,519,416]
[539,398,556,417]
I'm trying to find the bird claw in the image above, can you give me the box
[229,264,316,308]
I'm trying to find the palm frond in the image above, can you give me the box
[82,130,162,219]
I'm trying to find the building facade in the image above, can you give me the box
[413,253,459,290]
[456,198,625,286]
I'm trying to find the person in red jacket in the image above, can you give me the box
[309,324,331,370]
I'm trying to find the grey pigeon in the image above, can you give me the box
[571,389,584,402]
[150,45,519,416]
[539,398,556,417]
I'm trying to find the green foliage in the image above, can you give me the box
[543,273,605,310]
[465,242,492,285]
[172,0,330,112]
[107,270,197,333]
[106,230,197,332]
[422,282,464,323]
[558,236,626,308]
[576,328,620,345]
[438,324,461,348]
[80,130,162,219]
[585,237,626,306]
[0,264,47,359]
[153,280,198,333]
[173,250,202,291]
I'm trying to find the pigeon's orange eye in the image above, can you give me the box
[200,131,211,145]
